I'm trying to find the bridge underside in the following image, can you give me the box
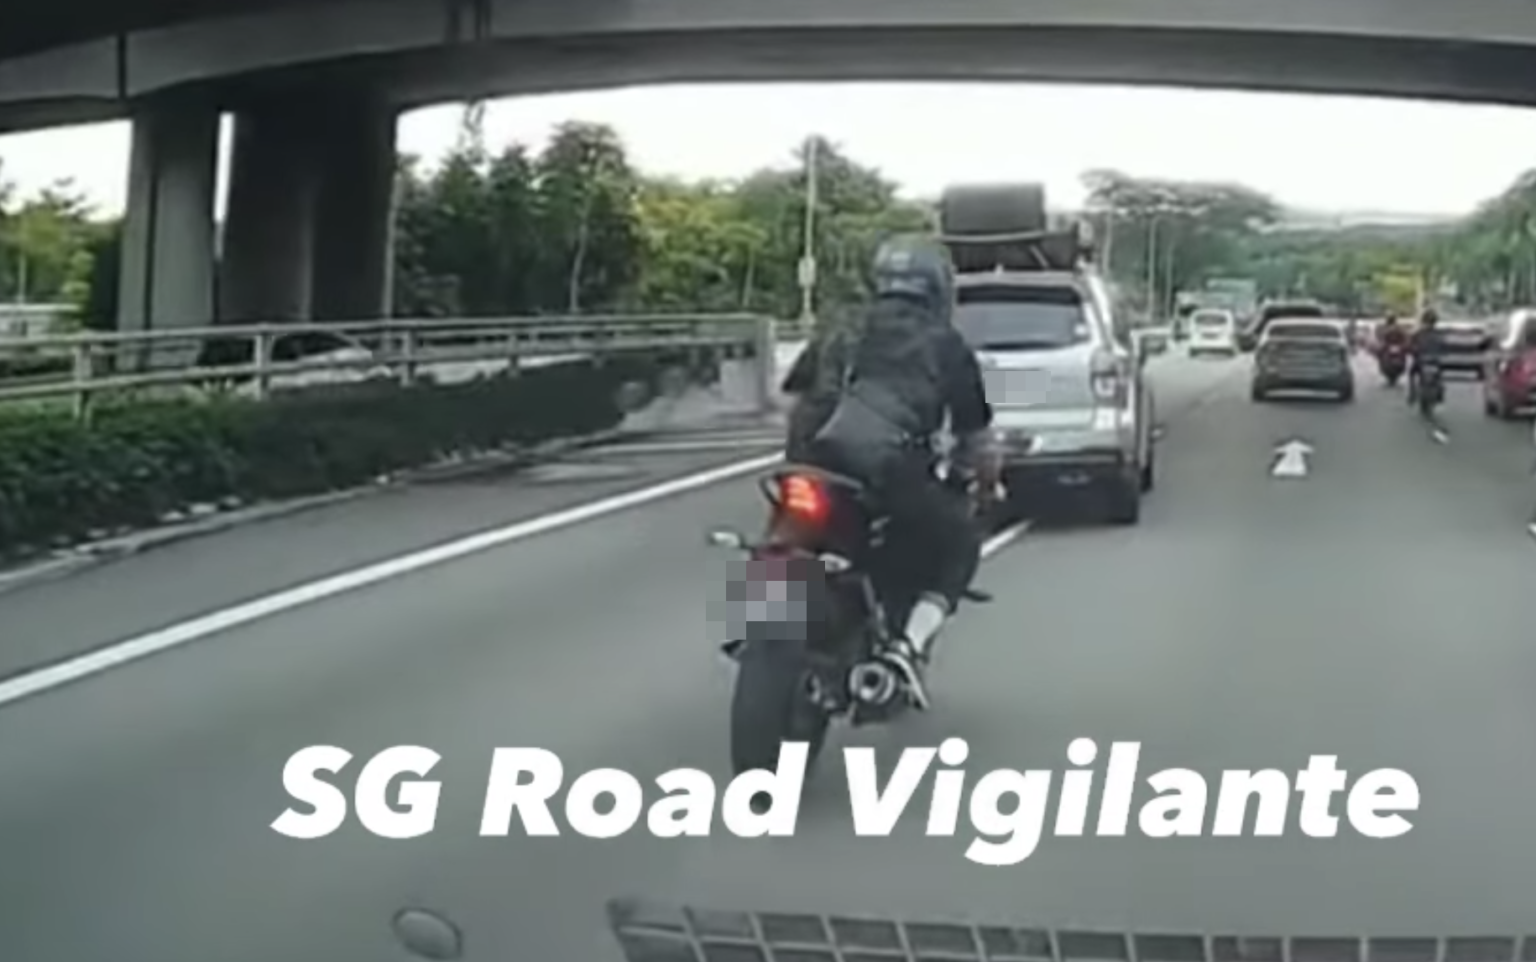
[0,0,326,61]
[8,26,1536,137]
[320,27,1536,111]
[18,24,1536,340]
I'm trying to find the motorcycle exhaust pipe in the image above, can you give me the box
[848,660,899,706]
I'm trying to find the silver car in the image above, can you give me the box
[953,266,1155,525]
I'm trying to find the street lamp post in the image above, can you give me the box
[797,136,820,328]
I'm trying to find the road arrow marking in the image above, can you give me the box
[1271,438,1313,478]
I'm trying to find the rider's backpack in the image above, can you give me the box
[812,298,946,481]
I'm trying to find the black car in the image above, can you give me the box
[1251,319,1354,402]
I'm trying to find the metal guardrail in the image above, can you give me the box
[0,313,782,418]
[776,317,813,342]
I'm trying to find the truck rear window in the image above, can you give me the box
[954,285,1090,351]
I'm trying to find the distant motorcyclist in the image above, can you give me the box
[1378,314,1408,350]
[1408,308,1446,410]
[1409,309,1443,366]
[1373,314,1410,385]
[789,234,996,709]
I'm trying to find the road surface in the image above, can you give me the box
[1,353,1534,961]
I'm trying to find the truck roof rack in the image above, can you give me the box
[940,223,1095,275]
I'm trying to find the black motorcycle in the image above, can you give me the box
[1378,343,1407,387]
[1408,356,1445,417]
[709,464,990,778]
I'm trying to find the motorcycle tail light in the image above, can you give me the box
[779,474,830,526]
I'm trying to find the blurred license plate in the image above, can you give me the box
[984,369,1049,404]
[725,557,813,641]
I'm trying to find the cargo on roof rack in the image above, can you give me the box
[940,224,1093,274]
[937,183,1093,274]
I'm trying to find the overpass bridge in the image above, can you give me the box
[2,0,1536,346]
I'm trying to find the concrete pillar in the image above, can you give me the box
[311,100,397,321]
[117,98,219,346]
[219,100,323,323]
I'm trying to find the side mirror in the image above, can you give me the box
[706,528,747,549]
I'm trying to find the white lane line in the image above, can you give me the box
[0,452,787,710]
[589,438,781,455]
[980,520,1031,558]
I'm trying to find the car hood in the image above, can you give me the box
[607,899,1521,962]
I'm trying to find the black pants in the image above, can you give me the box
[803,418,980,613]
[873,453,982,614]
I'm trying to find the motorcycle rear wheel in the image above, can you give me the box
[729,641,830,778]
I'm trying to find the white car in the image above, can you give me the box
[1188,309,1238,356]
[196,329,392,398]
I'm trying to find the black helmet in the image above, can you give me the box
[1420,307,1439,326]
[871,234,955,325]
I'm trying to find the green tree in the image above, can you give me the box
[384,127,927,323]
[1083,170,1279,314]
[76,220,121,331]
[534,121,643,312]
[631,178,767,311]
[731,135,928,320]
[0,178,97,304]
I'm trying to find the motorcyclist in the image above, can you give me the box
[1378,314,1408,351]
[1377,314,1408,373]
[1408,308,1445,406]
[784,234,996,709]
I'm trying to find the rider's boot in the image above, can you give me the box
[882,592,948,710]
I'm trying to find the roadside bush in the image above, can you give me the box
[0,359,625,557]
[0,355,72,380]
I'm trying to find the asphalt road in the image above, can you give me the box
[3,350,1535,961]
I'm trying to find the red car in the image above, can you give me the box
[1481,309,1536,419]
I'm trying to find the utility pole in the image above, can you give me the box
[457,100,486,155]
[797,136,820,327]
[1098,206,1116,276]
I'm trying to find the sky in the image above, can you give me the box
[4,82,1536,219]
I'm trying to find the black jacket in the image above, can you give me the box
[1408,327,1445,369]
[786,297,991,465]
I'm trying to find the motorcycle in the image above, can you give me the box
[1378,342,1407,387]
[708,464,991,778]
[1408,356,1445,417]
